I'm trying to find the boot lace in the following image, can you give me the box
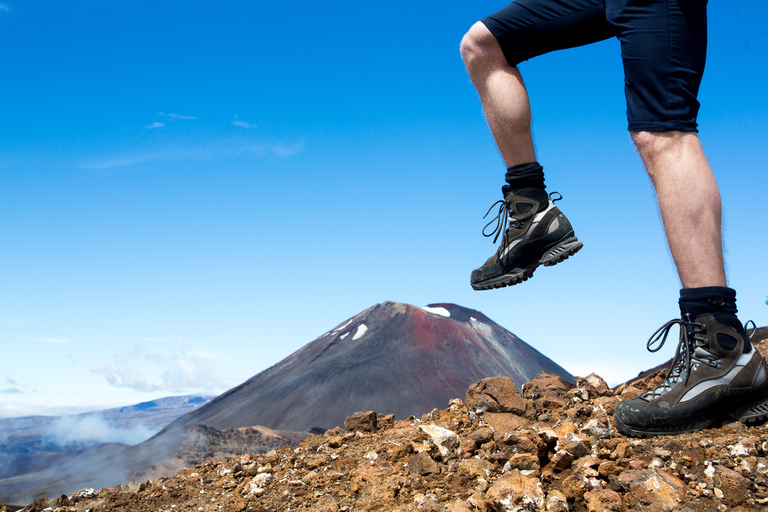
[481,200,511,244]
[480,192,562,244]
[639,315,717,402]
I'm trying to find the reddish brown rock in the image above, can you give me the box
[465,376,531,417]
[618,468,686,511]
[522,371,575,398]
[562,473,589,501]
[485,469,545,511]
[575,373,611,398]
[314,495,340,512]
[445,499,474,512]
[466,426,494,446]
[551,450,576,472]
[507,453,540,472]
[707,464,756,506]
[482,411,529,435]
[344,410,378,433]
[495,429,547,460]
[408,452,442,475]
[598,460,628,478]
[458,458,493,479]
[559,432,591,459]
[545,490,569,512]
[584,488,624,511]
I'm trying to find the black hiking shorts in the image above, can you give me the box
[481,0,708,132]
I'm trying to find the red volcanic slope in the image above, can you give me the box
[166,302,573,433]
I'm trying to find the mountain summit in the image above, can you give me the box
[169,301,573,433]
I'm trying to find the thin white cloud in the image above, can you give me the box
[80,139,305,170]
[0,4,9,12]
[92,342,234,394]
[0,396,127,418]
[145,121,165,129]
[31,337,72,344]
[232,115,257,129]
[84,152,165,169]
[159,112,196,120]
[271,141,305,158]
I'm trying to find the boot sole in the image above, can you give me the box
[614,414,713,438]
[614,396,768,438]
[471,238,583,291]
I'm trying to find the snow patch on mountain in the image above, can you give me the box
[353,324,368,340]
[422,306,451,318]
[333,319,353,333]
[470,317,492,336]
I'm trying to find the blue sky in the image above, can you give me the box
[1,0,766,418]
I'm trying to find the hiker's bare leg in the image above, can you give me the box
[460,22,536,167]
[632,130,727,289]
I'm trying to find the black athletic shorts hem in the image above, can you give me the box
[481,0,708,132]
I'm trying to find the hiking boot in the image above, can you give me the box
[470,191,582,290]
[614,314,768,437]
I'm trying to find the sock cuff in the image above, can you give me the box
[505,162,545,189]
[679,286,737,316]
[679,286,736,302]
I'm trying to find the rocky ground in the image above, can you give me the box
[5,365,768,512]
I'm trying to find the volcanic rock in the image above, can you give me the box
[13,369,768,512]
[344,411,378,433]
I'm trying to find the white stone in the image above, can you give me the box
[253,473,271,486]
[419,424,459,459]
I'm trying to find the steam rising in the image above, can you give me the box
[46,414,160,448]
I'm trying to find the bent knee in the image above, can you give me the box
[630,131,661,155]
[630,130,697,157]
[460,22,506,69]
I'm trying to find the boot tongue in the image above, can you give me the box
[501,187,549,214]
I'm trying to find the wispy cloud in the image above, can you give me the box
[30,337,72,344]
[0,4,10,12]
[160,112,196,120]
[2,374,36,394]
[271,141,305,158]
[80,139,305,170]
[143,113,195,129]
[232,115,257,129]
[92,341,234,394]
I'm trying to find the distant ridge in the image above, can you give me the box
[166,301,573,433]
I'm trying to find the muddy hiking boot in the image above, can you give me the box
[614,314,768,437]
[470,190,582,290]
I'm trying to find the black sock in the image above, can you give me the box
[679,286,751,352]
[502,162,548,212]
